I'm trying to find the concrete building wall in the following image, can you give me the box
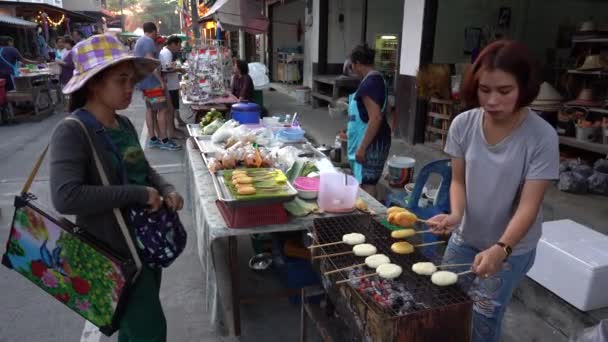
[62,0,101,12]
[433,0,608,64]
[272,0,305,52]
[326,0,404,64]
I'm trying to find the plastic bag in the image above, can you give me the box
[558,171,588,193]
[202,118,224,135]
[211,119,239,144]
[573,164,594,179]
[570,319,608,342]
[248,62,270,90]
[594,159,608,173]
[588,171,608,196]
[232,125,256,144]
[276,146,301,171]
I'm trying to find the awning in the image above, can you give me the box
[0,1,99,23]
[0,15,37,28]
[200,0,269,34]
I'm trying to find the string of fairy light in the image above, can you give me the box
[34,11,66,27]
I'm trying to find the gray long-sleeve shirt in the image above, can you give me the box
[49,113,175,258]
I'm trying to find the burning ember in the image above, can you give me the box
[346,268,429,315]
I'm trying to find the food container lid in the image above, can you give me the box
[231,102,261,112]
[293,176,320,191]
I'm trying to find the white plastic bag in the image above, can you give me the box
[248,62,270,90]
[211,119,239,144]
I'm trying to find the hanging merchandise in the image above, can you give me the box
[182,43,232,103]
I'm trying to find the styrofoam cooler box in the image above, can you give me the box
[527,219,608,311]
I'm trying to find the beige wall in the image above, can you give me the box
[62,0,101,12]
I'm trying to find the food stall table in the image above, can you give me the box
[182,93,238,123]
[185,141,386,336]
[6,72,58,119]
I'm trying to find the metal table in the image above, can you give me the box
[185,141,387,336]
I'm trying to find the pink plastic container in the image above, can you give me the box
[317,171,359,213]
[294,177,320,200]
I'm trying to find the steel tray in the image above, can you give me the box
[186,124,204,137]
[194,136,223,153]
[211,168,298,207]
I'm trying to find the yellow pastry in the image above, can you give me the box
[391,241,414,255]
[237,186,256,195]
[233,177,253,185]
[395,211,417,228]
[391,229,416,239]
[387,206,406,216]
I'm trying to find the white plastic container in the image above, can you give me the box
[295,87,310,104]
[527,219,608,311]
[387,155,415,188]
[317,171,359,213]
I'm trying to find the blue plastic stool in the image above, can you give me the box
[385,159,452,257]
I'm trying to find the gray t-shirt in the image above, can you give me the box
[134,35,160,90]
[445,108,559,255]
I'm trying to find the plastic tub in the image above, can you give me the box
[231,102,261,124]
[295,87,310,104]
[294,177,320,200]
[387,156,416,188]
[576,126,600,143]
[277,127,306,142]
[317,171,359,213]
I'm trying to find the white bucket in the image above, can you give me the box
[387,156,416,188]
[295,87,310,104]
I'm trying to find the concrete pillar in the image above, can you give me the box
[238,29,246,60]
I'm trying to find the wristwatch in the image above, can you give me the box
[496,242,512,259]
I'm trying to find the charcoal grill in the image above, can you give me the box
[310,214,472,342]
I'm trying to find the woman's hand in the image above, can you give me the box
[355,147,366,164]
[427,213,461,235]
[165,191,184,212]
[472,245,506,278]
[146,187,162,212]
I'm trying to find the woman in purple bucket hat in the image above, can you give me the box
[49,34,184,341]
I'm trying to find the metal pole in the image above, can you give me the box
[190,0,200,39]
[361,0,368,44]
[238,29,246,60]
[120,0,124,32]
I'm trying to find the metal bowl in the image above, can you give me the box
[248,253,273,271]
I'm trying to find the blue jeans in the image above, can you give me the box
[443,232,536,342]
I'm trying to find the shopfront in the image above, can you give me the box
[398,0,608,194]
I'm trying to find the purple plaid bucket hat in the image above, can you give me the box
[63,34,159,94]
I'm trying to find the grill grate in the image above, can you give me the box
[311,214,471,318]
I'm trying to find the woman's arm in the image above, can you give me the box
[498,180,550,247]
[355,96,383,162]
[449,158,467,219]
[50,121,150,215]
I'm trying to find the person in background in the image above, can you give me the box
[58,39,75,87]
[231,59,254,102]
[346,44,391,198]
[0,36,41,91]
[51,34,183,342]
[72,30,84,44]
[35,26,50,61]
[427,40,559,342]
[134,22,181,151]
[54,37,66,61]
[160,35,187,129]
